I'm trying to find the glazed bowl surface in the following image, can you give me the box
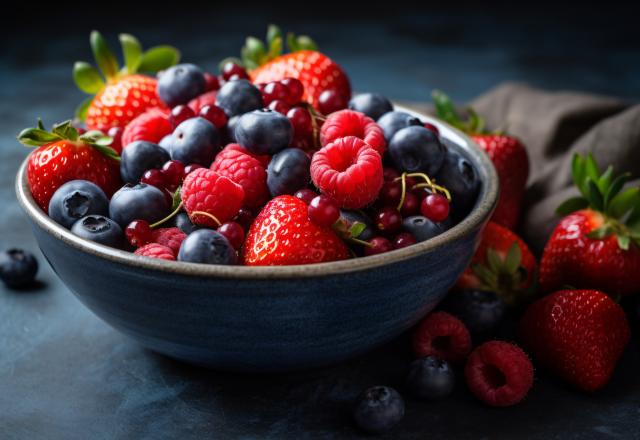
[15,107,498,372]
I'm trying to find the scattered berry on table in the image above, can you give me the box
[267,148,311,197]
[388,126,446,175]
[134,243,176,260]
[364,236,394,256]
[440,289,506,337]
[308,195,340,227]
[71,215,124,248]
[178,229,237,265]
[377,111,422,142]
[0,249,38,288]
[170,117,221,167]
[109,184,170,228]
[235,109,293,155]
[348,93,394,121]
[125,219,153,247]
[434,150,480,221]
[48,180,109,229]
[199,105,228,129]
[320,109,386,155]
[406,356,455,400]
[421,194,450,223]
[393,232,416,249]
[215,79,263,117]
[157,63,206,108]
[402,216,447,242]
[218,222,245,250]
[121,107,172,148]
[318,88,349,114]
[120,140,171,184]
[353,386,405,434]
[464,341,533,407]
[169,105,196,128]
[151,227,187,255]
[413,311,472,364]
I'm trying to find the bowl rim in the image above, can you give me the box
[15,106,498,279]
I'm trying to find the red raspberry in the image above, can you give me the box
[412,311,472,364]
[121,107,172,148]
[181,168,245,227]
[310,136,383,209]
[188,91,218,114]
[151,227,186,255]
[210,144,269,208]
[320,109,386,155]
[134,243,175,261]
[465,341,534,407]
[224,143,271,168]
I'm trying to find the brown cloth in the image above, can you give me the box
[407,82,639,255]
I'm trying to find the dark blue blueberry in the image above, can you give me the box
[170,117,220,167]
[377,111,422,142]
[267,148,310,196]
[406,356,455,400]
[435,149,480,221]
[0,249,38,288]
[158,134,173,154]
[109,184,170,228]
[157,63,206,108]
[353,386,404,434]
[120,141,170,184]
[48,180,109,229]
[225,115,240,143]
[441,289,506,336]
[71,215,124,248]
[172,212,200,234]
[235,109,293,155]
[389,126,446,175]
[215,79,263,117]
[340,210,375,241]
[403,216,447,242]
[348,93,394,121]
[178,229,237,265]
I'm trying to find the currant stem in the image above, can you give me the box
[150,202,183,228]
[190,210,222,227]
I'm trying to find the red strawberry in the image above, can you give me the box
[121,107,172,148]
[520,289,630,391]
[456,222,537,305]
[181,168,245,227]
[18,120,121,211]
[540,154,640,296]
[134,243,176,261]
[433,90,529,229]
[74,31,179,131]
[239,26,350,109]
[242,195,350,266]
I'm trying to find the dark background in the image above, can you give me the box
[2,3,640,439]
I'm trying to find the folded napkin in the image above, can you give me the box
[406,82,639,255]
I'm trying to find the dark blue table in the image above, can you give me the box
[2,7,640,439]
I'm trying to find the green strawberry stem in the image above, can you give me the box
[556,153,640,250]
[237,24,318,70]
[432,90,488,135]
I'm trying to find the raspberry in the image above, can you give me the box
[151,227,187,255]
[188,90,218,114]
[121,107,172,148]
[310,136,383,209]
[210,144,269,208]
[465,341,534,407]
[320,110,386,155]
[181,168,245,227]
[225,143,271,168]
[134,243,175,260]
[412,312,472,364]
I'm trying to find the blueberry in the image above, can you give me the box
[109,184,170,228]
[353,386,405,434]
[340,210,375,241]
[406,356,455,400]
[157,63,206,108]
[178,229,237,265]
[172,212,200,234]
[120,141,171,184]
[267,148,310,196]
[225,115,240,143]
[434,150,480,220]
[170,117,220,167]
[48,180,109,229]
[403,216,447,242]
[235,109,293,155]
[389,126,446,175]
[71,215,124,248]
[440,289,506,336]
[377,111,422,142]
[215,79,263,117]
[159,134,174,154]
[0,249,38,288]
[348,93,394,121]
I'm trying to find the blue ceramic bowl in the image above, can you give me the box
[15,108,498,372]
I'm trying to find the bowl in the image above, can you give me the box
[15,107,498,372]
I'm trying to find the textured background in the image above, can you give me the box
[2,4,640,439]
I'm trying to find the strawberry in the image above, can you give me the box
[520,289,630,391]
[17,120,121,211]
[74,31,180,131]
[433,90,529,229]
[236,25,350,109]
[456,222,537,305]
[242,195,350,266]
[540,153,640,296]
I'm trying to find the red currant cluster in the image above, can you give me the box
[169,104,228,130]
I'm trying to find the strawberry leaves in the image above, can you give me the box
[432,90,487,134]
[239,24,318,70]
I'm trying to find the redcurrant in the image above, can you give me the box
[421,194,450,223]
[308,195,340,227]
[125,220,153,247]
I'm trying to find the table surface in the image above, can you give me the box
[2,7,640,439]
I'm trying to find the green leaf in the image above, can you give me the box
[73,62,104,94]
[504,243,522,275]
[244,37,266,64]
[472,264,497,288]
[80,130,119,161]
[17,127,61,147]
[138,46,181,73]
[627,206,640,231]
[295,35,318,51]
[266,24,282,45]
[584,153,600,184]
[486,248,503,273]
[609,187,640,219]
[597,165,613,194]
[556,196,589,216]
[172,186,182,211]
[617,234,631,251]
[465,107,485,133]
[52,120,78,141]
[75,97,93,122]
[37,119,45,130]
[119,33,143,74]
[431,90,463,129]
[604,172,631,211]
[267,36,283,61]
[90,30,119,79]
[286,32,299,52]
[572,154,587,196]
[586,224,614,240]
[349,222,366,239]
[586,178,604,211]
